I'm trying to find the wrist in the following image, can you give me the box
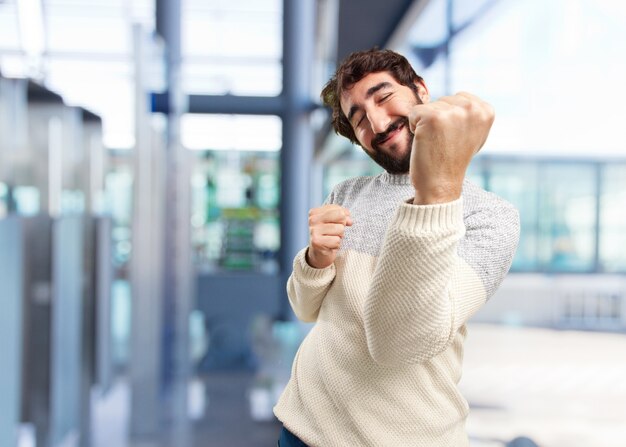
[306,247,329,269]
[412,183,461,205]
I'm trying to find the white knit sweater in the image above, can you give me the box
[274,172,520,447]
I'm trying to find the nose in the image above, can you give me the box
[366,108,391,135]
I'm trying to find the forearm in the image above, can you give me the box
[363,198,483,366]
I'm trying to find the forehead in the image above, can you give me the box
[340,71,399,115]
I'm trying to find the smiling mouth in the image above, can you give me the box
[376,120,405,147]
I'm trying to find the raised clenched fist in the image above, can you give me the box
[306,204,353,269]
[408,92,495,204]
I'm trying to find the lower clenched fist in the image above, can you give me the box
[306,204,353,269]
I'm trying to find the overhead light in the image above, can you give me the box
[16,0,46,59]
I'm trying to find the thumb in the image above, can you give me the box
[343,208,353,226]
[408,104,424,134]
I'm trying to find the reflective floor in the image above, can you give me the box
[91,372,281,447]
[193,371,281,447]
[462,324,626,447]
[89,324,626,447]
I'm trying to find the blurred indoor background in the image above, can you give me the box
[1,0,625,446]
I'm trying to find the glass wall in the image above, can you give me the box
[0,182,6,218]
[183,113,282,273]
[103,152,134,368]
[486,159,601,272]
[323,154,626,274]
[0,0,154,149]
[105,156,134,271]
[537,163,597,272]
[182,0,282,96]
[190,150,280,273]
[486,160,539,271]
[180,0,285,274]
[600,164,626,272]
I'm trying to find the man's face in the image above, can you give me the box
[340,71,429,174]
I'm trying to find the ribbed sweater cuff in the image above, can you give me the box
[294,247,336,281]
[393,197,464,233]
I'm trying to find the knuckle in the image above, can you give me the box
[479,104,495,125]
[312,237,323,248]
[428,110,443,126]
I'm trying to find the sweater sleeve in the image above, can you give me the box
[363,197,519,367]
[285,190,338,323]
[286,247,337,322]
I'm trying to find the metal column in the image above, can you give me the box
[157,0,193,445]
[130,25,165,441]
[280,0,318,319]
[0,217,24,447]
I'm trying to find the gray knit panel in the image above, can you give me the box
[327,173,520,300]
[456,181,520,299]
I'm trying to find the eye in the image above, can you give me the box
[378,93,392,103]
[352,114,365,129]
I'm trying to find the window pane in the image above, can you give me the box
[487,161,539,271]
[0,182,7,218]
[2,0,154,148]
[45,59,134,148]
[183,10,281,59]
[191,151,280,273]
[406,0,448,47]
[538,164,596,272]
[446,0,626,157]
[0,2,21,50]
[46,16,130,54]
[600,164,626,272]
[181,114,281,152]
[182,60,281,96]
[182,0,282,96]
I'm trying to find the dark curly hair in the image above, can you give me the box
[321,48,424,145]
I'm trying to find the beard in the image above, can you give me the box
[366,117,414,174]
[362,91,422,174]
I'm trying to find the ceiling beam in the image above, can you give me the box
[336,0,415,62]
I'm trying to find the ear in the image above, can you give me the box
[415,80,430,104]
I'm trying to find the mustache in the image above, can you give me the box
[372,117,411,146]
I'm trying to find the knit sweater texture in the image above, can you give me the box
[274,171,520,447]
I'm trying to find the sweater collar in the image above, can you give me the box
[378,171,412,185]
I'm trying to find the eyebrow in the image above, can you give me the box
[347,81,393,122]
